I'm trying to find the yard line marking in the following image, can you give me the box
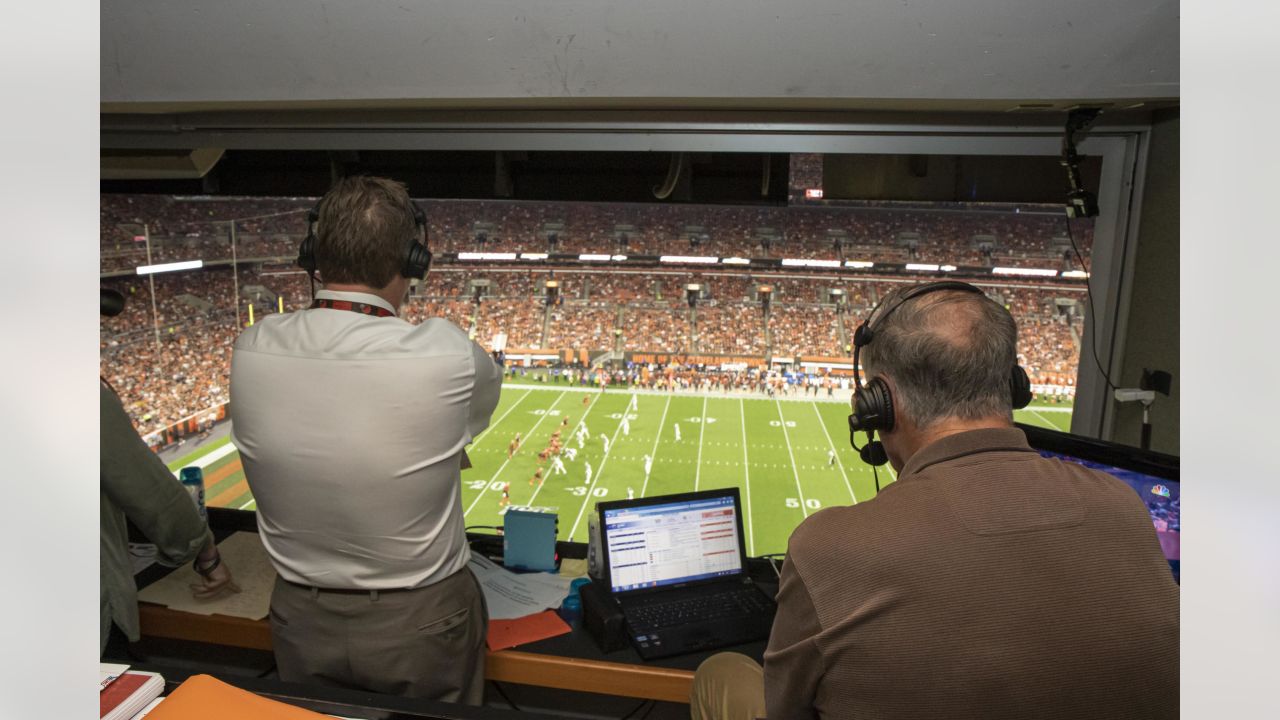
[170,441,238,477]
[464,391,567,517]
[739,398,755,557]
[694,396,708,490]
[640,395,672,498]
[470,389,531,447]
[1029,408,1064,431]
[812,402,858,504]
[528,393,602,506]
[774,399,810,518]
[567,393,635,541]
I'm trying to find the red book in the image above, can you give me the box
[101,671,164,720]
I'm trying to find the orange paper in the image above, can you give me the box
[487,610,572,651]
[145,674,329,720]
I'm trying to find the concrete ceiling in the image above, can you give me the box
[101,0,1178,114]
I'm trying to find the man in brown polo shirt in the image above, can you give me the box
[691,283,1178,719]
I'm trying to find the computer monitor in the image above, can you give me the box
[598,489,747,594]
[1018,423,1180,583]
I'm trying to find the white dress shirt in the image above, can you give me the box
[230,289,502,589]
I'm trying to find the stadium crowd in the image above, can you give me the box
[101,194,1088,437]
[100,194,1094,272]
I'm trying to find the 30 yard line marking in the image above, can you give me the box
[464,390,567,517]
[527,391,601,506]
[567,393,635,541]
[739,398,755,556]
[640,396,672,498]
[775,399,810,517]
[469,389,531,447]
[694,396,708,490]
[812,402,858,504]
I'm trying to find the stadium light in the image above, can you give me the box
[844,260,875,269]
[940,264,958,272]
[611,255,628,262]
[578,253,612,261]
[136,259,203,275]
[781,258,841,268]
[1061,270,1090,279]
[991,267,1058,277]
[721,257,750,265]
[660,255,719,264]
[905,263,940,272]
[458,252,517,261]
[520,252,549,260]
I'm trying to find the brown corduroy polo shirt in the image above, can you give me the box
[763,427,1178,720]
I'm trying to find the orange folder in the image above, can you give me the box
[487,610,572,651]
[145,674,330,719]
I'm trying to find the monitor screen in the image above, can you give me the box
[602,495,743,593]
[1039,450,1180,569]
[1019,424,1180,583]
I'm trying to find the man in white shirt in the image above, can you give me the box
[230,176,501,704]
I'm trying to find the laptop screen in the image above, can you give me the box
[602,494,744,593]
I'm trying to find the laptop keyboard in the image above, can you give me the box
[626,587,773,632]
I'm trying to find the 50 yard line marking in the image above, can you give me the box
[775,399,810,517]
[464,390,567,517]
[739,398,755,556]
[813,402,858,504]
[694,396,708,490]
[640,395,672,498]
[567,393,635,541]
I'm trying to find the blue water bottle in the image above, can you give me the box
[179,467,206,521]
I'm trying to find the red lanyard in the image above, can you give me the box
[310,298,396,318]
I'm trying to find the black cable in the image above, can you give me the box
[465,525,502,533]
[1064,217,1118,392]
[637,699,658,720]
[490,681,521,711]
[620,698,653,719]
[256,662,277,679]
[872,464,881,494]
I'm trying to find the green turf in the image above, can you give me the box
[165,434,232,471]
[174,385,1075,554]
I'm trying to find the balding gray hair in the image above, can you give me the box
[861,286,1019,429]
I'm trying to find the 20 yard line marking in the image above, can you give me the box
[464,391,567,517]
[739,398,755,557]
[694,396,708,490]
[567,393,635,541]
[775,399,810,518]
[640,396,672,498]
[812,402,858,504]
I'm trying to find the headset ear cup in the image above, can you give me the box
[1010,365,1033,410]
[403,241,432,279]
[297,233,317,274]
[860,377,896,433]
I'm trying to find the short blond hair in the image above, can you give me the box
[315,176,416,288]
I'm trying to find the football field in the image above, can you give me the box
[168,385,1073,557]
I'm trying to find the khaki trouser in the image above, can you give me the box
[690,652,766,720]
[269,565,488,704]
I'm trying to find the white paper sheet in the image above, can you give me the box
[137,531,275,619]
[468,550,572,620]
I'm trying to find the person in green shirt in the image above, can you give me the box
[100,376,239,655]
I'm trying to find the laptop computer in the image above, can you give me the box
[597,488,777,660]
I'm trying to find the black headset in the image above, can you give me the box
[296,198,432,281]
[849,281,1033,467]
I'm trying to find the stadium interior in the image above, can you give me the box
[97,2,1180,717]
